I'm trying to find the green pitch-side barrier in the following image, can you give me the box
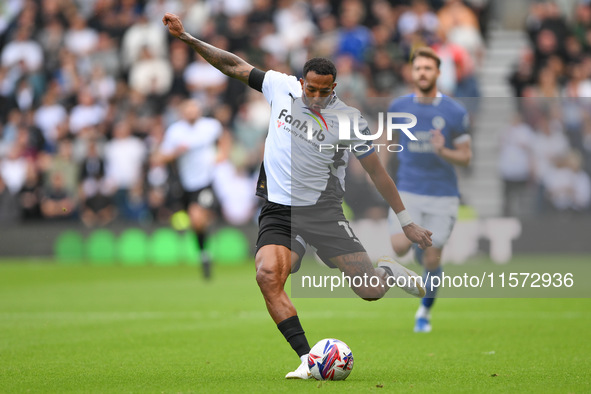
[208,227,250,265]
[181,231,199,265]
[117,229,148,266]
[86,229,116,265]
[54,230,84,263]
[149,228,181,266]
[54,227,250,265]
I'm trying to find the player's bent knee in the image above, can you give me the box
[255,265,283,291]
[392,244,411,257]
[391,236,412,257]
[423,248,442,270]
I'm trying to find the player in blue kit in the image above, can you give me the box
[387,47,472,333]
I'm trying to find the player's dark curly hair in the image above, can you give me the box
[303,58,337,82]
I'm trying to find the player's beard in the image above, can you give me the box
[416,77,437,95]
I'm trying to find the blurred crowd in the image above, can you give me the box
[503,1,591,216]
[0,0,488,226]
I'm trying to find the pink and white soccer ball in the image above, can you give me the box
[307,338,354,380]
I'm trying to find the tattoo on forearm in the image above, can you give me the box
[179,32,251,83]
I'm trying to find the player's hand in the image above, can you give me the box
[162,13,185,37]
[402,223,433,250]
[176,145,189,155]
[430,129,445,155]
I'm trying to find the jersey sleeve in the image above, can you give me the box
[160,125,178,154]
[248,68,265,92]
[210,118,223,141]
[343,110,374,159]
[387,97,400,112]
[452,105,471,144]
[261,70,298,105]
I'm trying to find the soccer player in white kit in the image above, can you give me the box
[155,99,225,279]
[163,13,433,379]
[387,47,472,333]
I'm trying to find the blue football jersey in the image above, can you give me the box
[389,93,469,197]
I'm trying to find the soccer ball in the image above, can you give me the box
[307,338,354,380]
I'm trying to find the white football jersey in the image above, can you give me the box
[161,117,222,191]
[257,70,373,206]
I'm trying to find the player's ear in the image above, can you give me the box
[332,82,337,90]
[300,78,305,89]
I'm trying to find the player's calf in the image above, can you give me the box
[329,252,389,300]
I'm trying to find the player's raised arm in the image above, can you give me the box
[358,152,433,250]
[162,13,254,84]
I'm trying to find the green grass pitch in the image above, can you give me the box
[0,257,589,393]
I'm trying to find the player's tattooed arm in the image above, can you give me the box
[162,13,254,84]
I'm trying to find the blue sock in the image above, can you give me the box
[422,267,442,309]
[413,244,424,266]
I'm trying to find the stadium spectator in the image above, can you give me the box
[498,116,535,217]
[333,54,367,106]
[167,40,191,99]
[523,66,560,97]
[309,13,339,58]
[542,151,591,212]
[37,17,66,76]
[144,0,182,27]
[64,14,99,57]
[397,0,439,43]
[103,120,147,218]
[437,0,480,39]
[120,13,167,70]
[18,161,43,220]
[183,54,228,107]
[432,29,479,97]
[0,172,20,223]
[562,61,591,98]
[40,171,77,220]
[34,87,68,152]
[40,137,79,197]
[508,48,536,97]
[1,26,43,73]
[69,89,106,134]
[89,65,117,104]
[336,0,373,64]
[0,142,28,195]
[78,138,112,228]
[88,32,121,79]
[179,0,213,37]
[128,46,173,96]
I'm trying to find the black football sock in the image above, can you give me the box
[196,232,211,279]
[277,315,311,357]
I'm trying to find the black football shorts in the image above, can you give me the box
[255,200,366,267]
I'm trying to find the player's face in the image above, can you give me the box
[300,71,336,111]
[182,100,201,123]
[412,56,440,94]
